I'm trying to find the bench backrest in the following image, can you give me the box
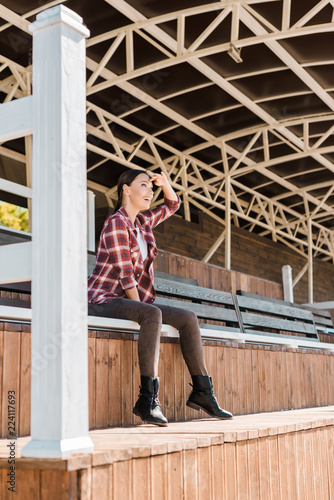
[236,291,319,340]
[154,276,241,332]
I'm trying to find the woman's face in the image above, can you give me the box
[123,173,153,211]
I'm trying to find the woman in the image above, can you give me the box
[88,169,233,426]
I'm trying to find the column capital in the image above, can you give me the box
[29,5,90,38]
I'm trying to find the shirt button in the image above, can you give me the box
[137,273,140,277]
[133,252,137,257]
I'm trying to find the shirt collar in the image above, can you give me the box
[117,206,144,231]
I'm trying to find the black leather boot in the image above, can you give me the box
[133,376,168,427]
[186,375,233,420]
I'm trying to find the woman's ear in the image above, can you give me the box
[122,184,129,197]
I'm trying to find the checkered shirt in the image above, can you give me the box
[88,195,181,303]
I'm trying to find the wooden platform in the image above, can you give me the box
[0,406,333,499]
[1,319,334,438]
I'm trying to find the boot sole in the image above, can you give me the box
[186,401,233,420]
[133,407,168,427]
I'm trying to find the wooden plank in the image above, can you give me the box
[154,271,198,286]
[238,294,316,321]
[132,457,150,500]
[2,330,20,438]
[95,339,109,429]
[151,454,167,500]
[155,296,239,324]
[183,449,198,500]
[91,465,111,500]
[121,340,133,426]
[174,342,185,422]
[155,278,235,306]
[223,442,237,499]
[109,339,122,427]
[258,436,270,500]
[15,469,41,499]
[197,446,211,500]
[19,331,30,436]
[244,347,254,414]
[88,337,96,429]
[247,438,260,500]
[113,460,132,500]
[236,440,249,499]
[211,444,224,500]
[268,435,280,500]
[241,312,317,336]
[40,471,77,499]
[0,329,3,440]
[163,342,175,422]
[167,448,183,500]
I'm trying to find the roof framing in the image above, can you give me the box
[0,0,334,264]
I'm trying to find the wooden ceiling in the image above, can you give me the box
[0,0,334,262]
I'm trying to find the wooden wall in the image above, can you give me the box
[1,423,334,499]
[155,249,283,299]
[2,322,334,438]
[154,213,334,304]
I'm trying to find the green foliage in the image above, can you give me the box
[0,201,29,232]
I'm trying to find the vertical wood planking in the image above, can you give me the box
[211,444,224,500]
[88,336,96,430]
[151,454,168,500]
[167,450,183,500]
[0,329,3,437]
[2,330,21,438]
[95,339,109,429]
[174,343,185,422]
[197,446,211,500]
[183,449,198,500]
[224,442,237,499]
[109,339,122,427]
[132,457,151,500]
[163,342,175,422]
[113,460,132,500]
[121,340,133,426]
[91,465,111,500]
[19,330,31,436]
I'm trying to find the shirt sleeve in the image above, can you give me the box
[141,194,181,229]
[102,217,138,290]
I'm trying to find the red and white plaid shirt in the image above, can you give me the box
[88,195,181,303]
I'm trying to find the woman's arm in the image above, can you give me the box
[125,286,140,301]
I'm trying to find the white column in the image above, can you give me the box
[282,264,294,303]
[308,220,314,304]
[21,6,93,458]
[87,190,96,253]
[225,175,231,270]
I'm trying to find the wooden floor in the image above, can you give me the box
[0,406,333,499]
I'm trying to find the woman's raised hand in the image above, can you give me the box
[150,171,169,187]
[149,171,178,202]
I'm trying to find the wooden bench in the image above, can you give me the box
[1,260,334,351]
[236,290,324,347]
[154,271,241,339]
[300,305,334,336]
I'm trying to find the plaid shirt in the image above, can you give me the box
[88,195,181,303]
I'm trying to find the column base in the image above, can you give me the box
[21,436,94,458]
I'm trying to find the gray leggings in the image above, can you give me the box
[88,299,208,379]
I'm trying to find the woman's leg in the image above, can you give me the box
[88,299,162,378]
[89,299,167,426]
[155,304,233,420]
[155,304,208,376]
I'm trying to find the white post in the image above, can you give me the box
[21,6,93,458]
[282,264,294,303]
[87,190,96,253]
[308,220,314,304]
[225,175,231,270]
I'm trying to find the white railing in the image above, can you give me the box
[0,5,94,459]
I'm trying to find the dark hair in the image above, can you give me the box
[113,169,149,213]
